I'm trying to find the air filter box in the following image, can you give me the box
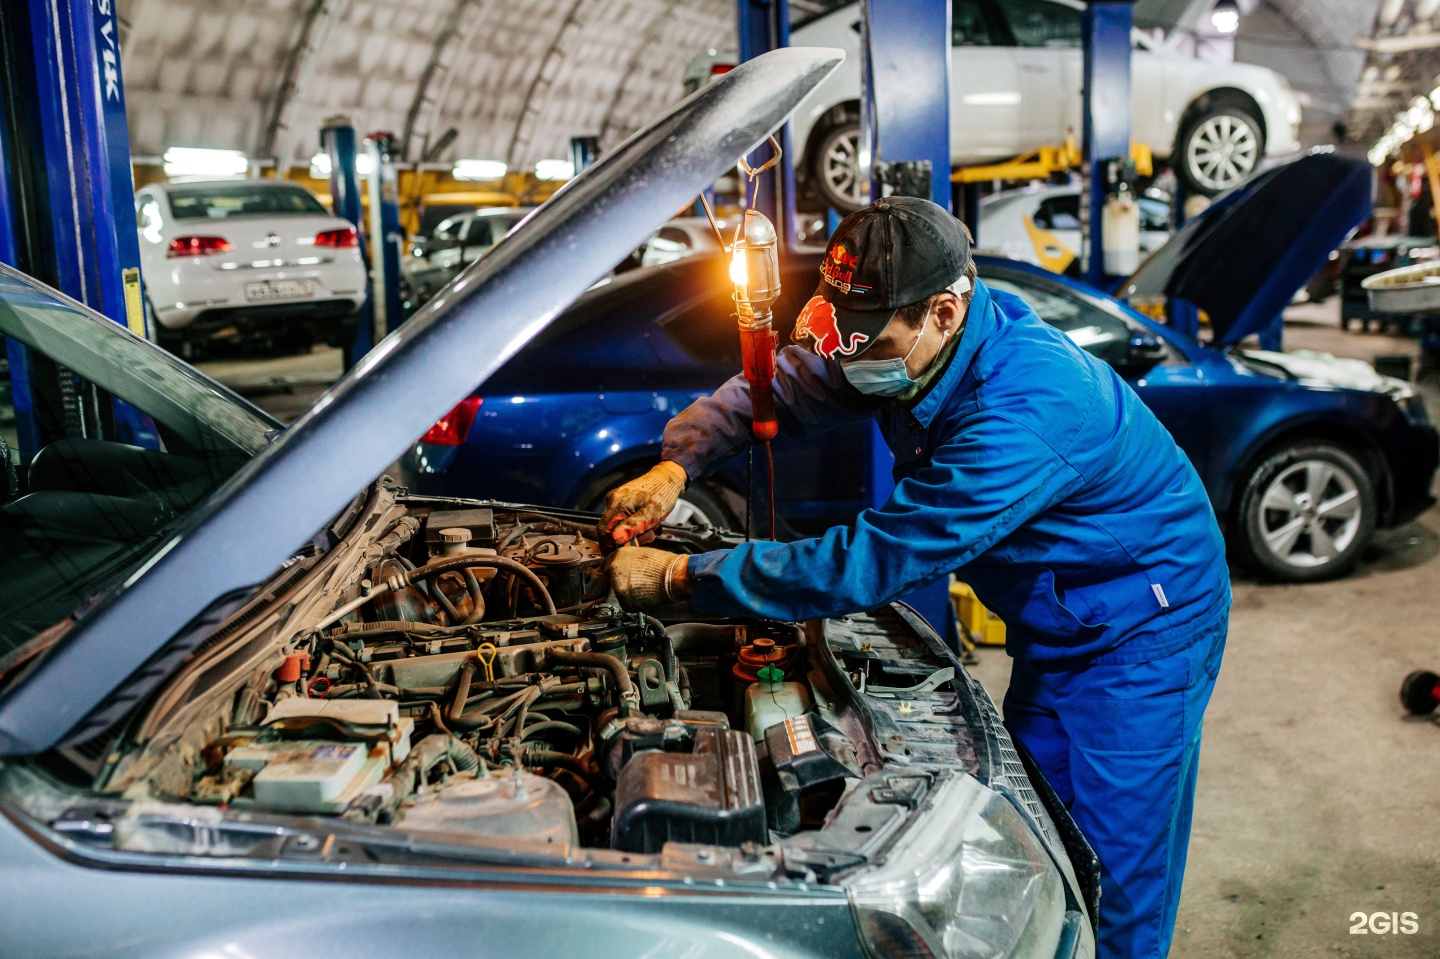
[611,726,765,853]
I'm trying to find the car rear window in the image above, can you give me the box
[167,184,327,220]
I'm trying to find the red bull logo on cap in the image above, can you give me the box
[821,242,871,296]
[794,295,869,359]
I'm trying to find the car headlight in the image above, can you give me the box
[844,775,1067,959]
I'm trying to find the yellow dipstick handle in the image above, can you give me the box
[477,643,498,683]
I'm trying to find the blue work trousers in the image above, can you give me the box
[1004,618,1227,959]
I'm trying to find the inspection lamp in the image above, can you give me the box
[697,135,784,443]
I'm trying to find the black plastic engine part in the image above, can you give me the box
[761,714,852,834]
[532,547,585,609]
[424,508,496,546]
[611,726,765,853]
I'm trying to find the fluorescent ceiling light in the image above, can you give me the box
[308,152,374,179]
[1210,0,1239,35]
[453,159,507,181]
[162,147,248,178]
[961,92,1022,106]
[534,158,574,181]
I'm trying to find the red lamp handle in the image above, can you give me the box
[739,325,779,440]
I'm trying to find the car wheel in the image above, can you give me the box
[811,119,865,212]
[665,481,738,531]
[1235,442,1375,582]
[1177,106,1264,196]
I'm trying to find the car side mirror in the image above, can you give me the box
[1119,331,1167,378]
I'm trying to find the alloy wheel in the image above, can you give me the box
[1185,114,1259,193]
[665,496,715,528]
[1256,459,1363,570]
[819,125,864,210]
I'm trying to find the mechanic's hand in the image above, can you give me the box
[604,546,690,611]
[598,461,688,549]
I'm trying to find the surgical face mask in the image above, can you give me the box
[840,276,970,397]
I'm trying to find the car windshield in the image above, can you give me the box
[0,266,272,655]
[167,184,328,220]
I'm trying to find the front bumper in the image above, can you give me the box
[1384,419,1439,526]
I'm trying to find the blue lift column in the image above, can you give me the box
[0,0,154,451]
[1081,0,1136,289]
[321,118,372,368]
[736,0,796,244]
[364,131,405,341]
[858,0,960,648]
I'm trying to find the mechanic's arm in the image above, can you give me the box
[602,346,873,547]
[661,344,877,481]
[678,413,1084,620]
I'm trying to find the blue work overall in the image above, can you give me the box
[662,279,1231,959]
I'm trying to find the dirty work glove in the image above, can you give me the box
[598,460,688,548]
[605,546,689,611]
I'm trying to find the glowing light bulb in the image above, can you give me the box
[730,246,748,289]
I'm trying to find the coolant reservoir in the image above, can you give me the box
[744,665,811,742]
[1102,193,1140,276]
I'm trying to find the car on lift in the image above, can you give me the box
[0,50,1099,959]
[687,0,1302,210]
[399,154,1437,584]
[978,182,1171,275]
[135,179,368,359]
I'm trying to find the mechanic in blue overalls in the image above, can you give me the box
[601,197,1230,959]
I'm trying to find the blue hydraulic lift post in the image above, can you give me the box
[570,135,600,174]
[7,0,154,448]
[321,118,372,368]
[364,132,405,339]
[857,0,960,649]
[735,0,796,246]
[1081,0,1134,289]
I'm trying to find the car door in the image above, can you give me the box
[983,267,1211,477]
[950,0,1024,161]
[994,0,1083,146]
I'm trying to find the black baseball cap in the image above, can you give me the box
[794,196,970,360]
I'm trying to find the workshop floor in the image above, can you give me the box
[207,300,1440,957]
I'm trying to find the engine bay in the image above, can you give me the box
[140,499,867,855]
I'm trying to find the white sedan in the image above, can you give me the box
[136,179,368,357]
[978,183,1171,274]
[688,0,1301,209]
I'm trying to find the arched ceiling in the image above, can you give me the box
[117,0,736,170]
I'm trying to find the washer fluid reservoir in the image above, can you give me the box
[744,665,811,742]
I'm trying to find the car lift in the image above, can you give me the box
[0,0,154,454]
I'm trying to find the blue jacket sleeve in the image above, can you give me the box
[686,410,1085,621]
[662,345,877,480]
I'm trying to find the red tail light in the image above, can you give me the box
[420,396,482,446]
[709,63,734,78]
[315,226,358,248]
[167,236,232,257]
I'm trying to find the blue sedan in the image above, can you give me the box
[400,248,1438,583]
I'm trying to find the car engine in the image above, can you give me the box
[173,501,858,854]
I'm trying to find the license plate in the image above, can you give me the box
[244,279,314,301]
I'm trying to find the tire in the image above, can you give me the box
[1400,670,1440,716]
[666,481,739,531]
[1235,441,1376,582]
[1176,105,1264,196]
[810,119,865,213]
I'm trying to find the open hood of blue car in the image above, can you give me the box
[1117,153,1371,346]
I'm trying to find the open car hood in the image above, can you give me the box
[0,47,843,756]
[1117,153,1371,346]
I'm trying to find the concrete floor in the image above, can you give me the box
[205,301,1440,957]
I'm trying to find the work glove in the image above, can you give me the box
[598,460,688,549]
[604,546,687,611]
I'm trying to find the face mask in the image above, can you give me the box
[840,276,969,397]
